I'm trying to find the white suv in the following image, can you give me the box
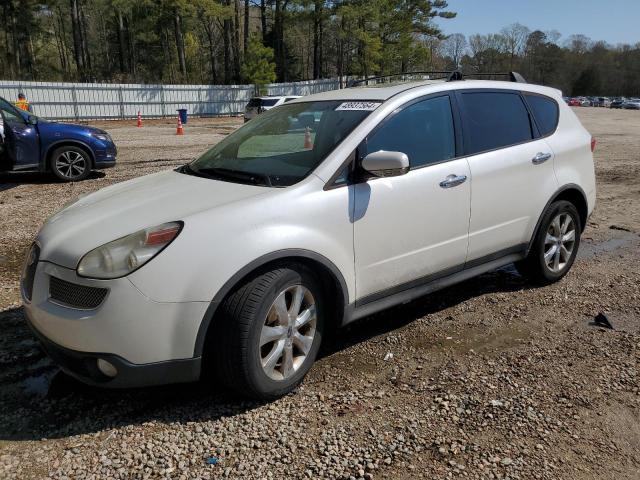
[22,74,596,399]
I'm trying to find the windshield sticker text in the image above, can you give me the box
[335,101,381,111]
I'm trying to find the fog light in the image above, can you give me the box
[97,358,118,378]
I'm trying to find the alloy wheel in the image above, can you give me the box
[259,285,317,381]
[55,150,87,180]
[544,213,576,273]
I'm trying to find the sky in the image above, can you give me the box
[435,0,640,45]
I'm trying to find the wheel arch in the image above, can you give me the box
[193,249,349,358]
[526,184,589,255]
[44,140,96,171]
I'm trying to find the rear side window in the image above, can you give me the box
[525,94,559,136]
[365,95,456,168]
[460,92,533,154]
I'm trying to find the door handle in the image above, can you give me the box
[439,174,467,189]
[532,152,552,164]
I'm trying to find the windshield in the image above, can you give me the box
[187,101,375,187]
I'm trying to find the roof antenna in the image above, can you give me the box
[509,72,527,83]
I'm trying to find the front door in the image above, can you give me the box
[353,94,471,302]
[0,98,39,170]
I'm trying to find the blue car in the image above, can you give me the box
[0,96,116,182]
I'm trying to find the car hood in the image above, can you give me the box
[37,169,272,268]
[37,118,107,136]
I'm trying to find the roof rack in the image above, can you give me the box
[347,70,526,87]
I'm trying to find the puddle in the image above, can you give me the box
[579,232,639,259]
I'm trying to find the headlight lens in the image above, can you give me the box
[92,133,112,143]
[77,222,182,279]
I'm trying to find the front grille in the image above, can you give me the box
[21,244,40,301]
[49,276,108,309]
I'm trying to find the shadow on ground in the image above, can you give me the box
[0,266,530,442]
[0,170,105,187]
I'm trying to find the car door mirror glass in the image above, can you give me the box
[361,150,409,178]
[27,115,38,126]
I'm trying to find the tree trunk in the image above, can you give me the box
[260,0,267,42]
[173,10,187,78]
[244,0,249,55]
[79,3,92,75]
[274,0,284,80]
[126,16,136,79]
[117,11,128,73]
[70,0,85,78]
[223,8,232,84]
[233,0,241,80]
[312,0,322,79]
[202,19,218,84]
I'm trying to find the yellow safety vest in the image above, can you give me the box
[15,99,30,111]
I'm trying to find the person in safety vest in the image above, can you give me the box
[15,93,32,113]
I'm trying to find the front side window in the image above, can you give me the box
[0,98,25,126]
[460,92,533,155]
[525,94,559,137]
[188,101,373,187]
[365,95,456,168]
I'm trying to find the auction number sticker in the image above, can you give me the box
[335,101,381,111]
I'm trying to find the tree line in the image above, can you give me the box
[1,1,639,96]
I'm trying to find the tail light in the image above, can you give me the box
[591,137,597,152]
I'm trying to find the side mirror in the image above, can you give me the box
[361,150,409,178]
[27,115,38,125]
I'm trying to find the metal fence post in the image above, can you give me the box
[160,85,166,118]
[118,86,125,119]
[71,86,79,121]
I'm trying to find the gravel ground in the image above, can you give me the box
[0,109,638,479]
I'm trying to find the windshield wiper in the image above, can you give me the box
[196,167,272,187]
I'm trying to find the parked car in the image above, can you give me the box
[243,96,301,122]
[580,98,592,107]
[622,98,640,110]
[610,98,626,109]
[568,98,582,107]
[0,97,116,181]
[23,76,596,399]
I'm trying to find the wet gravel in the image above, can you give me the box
[0,110,639,479]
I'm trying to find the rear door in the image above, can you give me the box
[456,89,559,263]
[0,98,40,170]
[353,94,471,301]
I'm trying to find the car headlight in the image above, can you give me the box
[92,132,112,143]
[77,222,182,279]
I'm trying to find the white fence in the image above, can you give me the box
[0,78,341,121]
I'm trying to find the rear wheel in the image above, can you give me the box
[211,265,324,399]
[50,146,91,182]
[515,200,581,284]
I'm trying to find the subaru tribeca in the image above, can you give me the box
[22,74,596,398]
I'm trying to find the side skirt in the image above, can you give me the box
[343,246,527,326]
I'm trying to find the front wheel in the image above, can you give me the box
[515,200,581,284]
[211,265,324,399]
[50,146,91,182]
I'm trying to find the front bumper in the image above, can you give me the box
[22,260,208,387]
[94,143,117,169]
[26,314,201,388]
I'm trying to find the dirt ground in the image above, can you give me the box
[0,108,638,479]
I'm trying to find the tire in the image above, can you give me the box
[515,200,581,285]
[50,146,91,182]
[211,265,325,399]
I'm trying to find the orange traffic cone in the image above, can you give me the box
[137,111,142,128]
[303,127,312,149]
[176,115,184,135]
